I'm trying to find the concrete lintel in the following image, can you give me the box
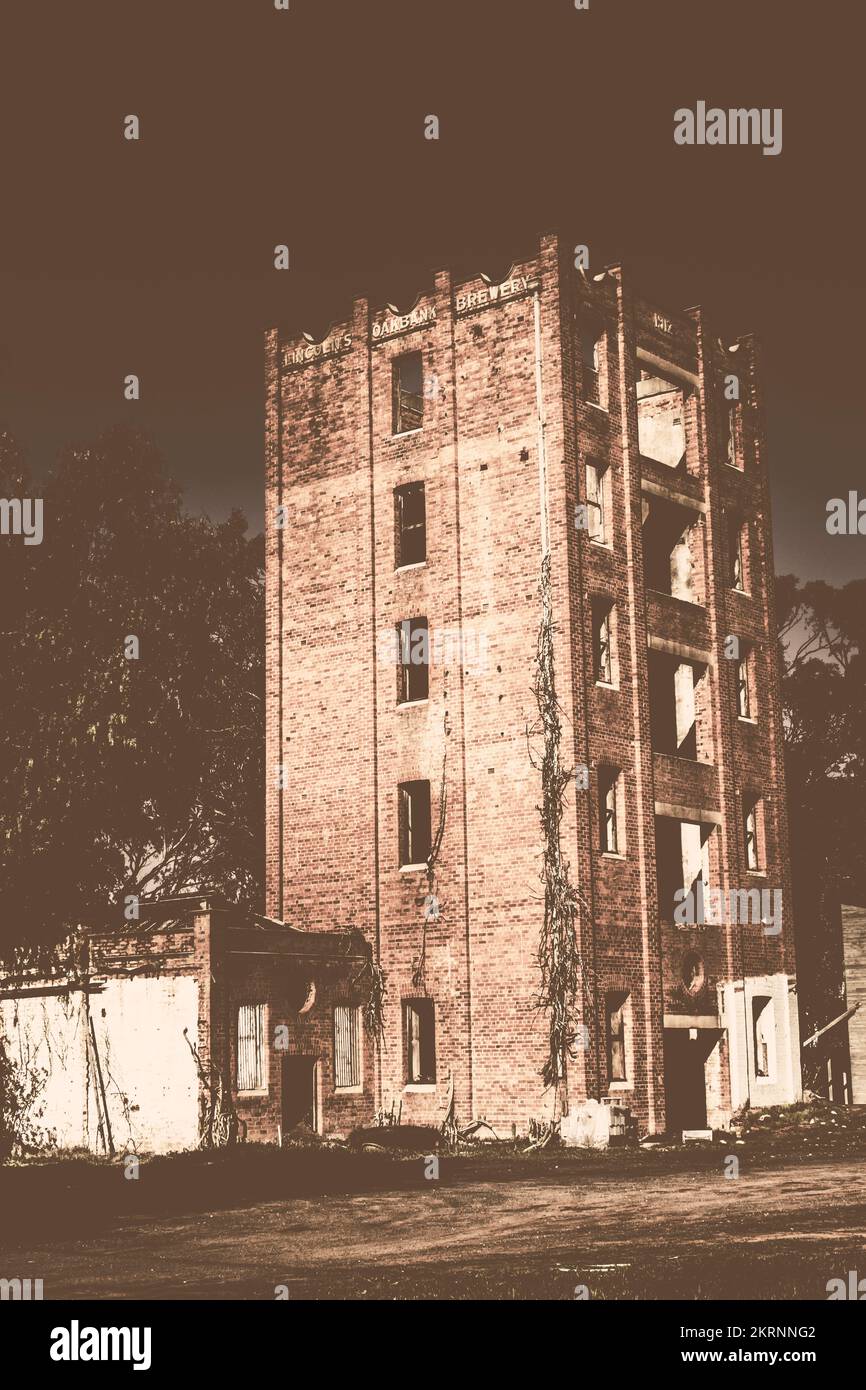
[648,634,712,665]
[226,927,369,961]
[664,1014,721,1030]
[641,476,707,514]
[0,981,105,1000]
[637,346,700,389]
[654,800,723,826]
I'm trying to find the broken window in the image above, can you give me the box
[737,645,754,719]
[585,457,610,544]
[404,998,436,1084]
[724,404,740,469]
[642,495,703,603]
[655,817,715,922]
[398,779,432,867]
[648,650,709,761]
[744,795,760,871]
[237,1003,265,1092]
[599,766,623,855]
[392,351,423,434]
[751,995,774,1079]
[606,992,629,1083]
[397,617,429,703]
[636,368,692,469]
[334,1004,361,1089]
[579,314,608,409]
[592,597,616,685]
[682,952,705,996]
[395,481,426,567]
[728,512,748,592]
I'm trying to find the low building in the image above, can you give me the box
[0,897,374,1155]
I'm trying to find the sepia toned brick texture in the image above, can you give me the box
[266,231,800,1136]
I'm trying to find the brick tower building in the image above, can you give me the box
[264,232,801,1138]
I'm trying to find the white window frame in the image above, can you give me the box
[586,459,609,544]
[744,800,760,871]
[737,652,752,719]
[594,601,614,686]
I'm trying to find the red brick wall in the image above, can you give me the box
[223,953,374,1142]
[266,235,797,1135]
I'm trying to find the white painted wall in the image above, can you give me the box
[0,992,89,1149]
[720,973,802,1112]
[90,976,200,1154]
[1,975,200,1155]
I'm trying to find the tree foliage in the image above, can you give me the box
[777,574,866,1039]
[0,427,264,949]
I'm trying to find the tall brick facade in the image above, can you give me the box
[265,232,801,1137]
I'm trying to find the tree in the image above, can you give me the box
[0,427,264,950]
[777,574,866,1085]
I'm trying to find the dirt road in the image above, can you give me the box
[6,1155,866,1299]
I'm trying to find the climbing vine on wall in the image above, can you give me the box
[183,1029,245,1148]
[353,957,387,1045]
[527,552,593,1100]
[412,729,448,989]
[0,1031,48,1161]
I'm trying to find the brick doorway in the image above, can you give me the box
[663,1029,717,1132]
[281,1056,318,1133]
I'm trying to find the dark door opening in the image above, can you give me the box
[281,1056,318,1133]
[663,1029,715,1132]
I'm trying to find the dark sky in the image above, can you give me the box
[1,0,863,583]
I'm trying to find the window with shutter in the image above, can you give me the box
[333,1004,361,1089]
[237,1003,265,1092]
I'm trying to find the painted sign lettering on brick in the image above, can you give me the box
[454,274,533,315]
[282,333,352,368]
[371,304,436,341]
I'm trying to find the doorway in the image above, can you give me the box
[281,1056,318,1133]
[663,1029,716,1132]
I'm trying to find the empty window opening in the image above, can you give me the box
[585,457,611,544]
[649,651,710,760]
[397,617,429,703]
[724,404,740,469]
[599,766,625,855]
[636,368,694,470]
[682,951,706,996]
[642,496,704,603]
[398,779,432,867]
[395,481,426,567]
[404,998,436,1084]
[751,995,775,1080]
[743,794,761,871]
[728,512,749,592]
[736,643,755,719]
[579,313,609,409]
[606,992,630,1083]
[237,1003,265,1092]
[592,597,617,686]
[655,817,715,922]
[334,1004,362,1089]
[392,351,423,434]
